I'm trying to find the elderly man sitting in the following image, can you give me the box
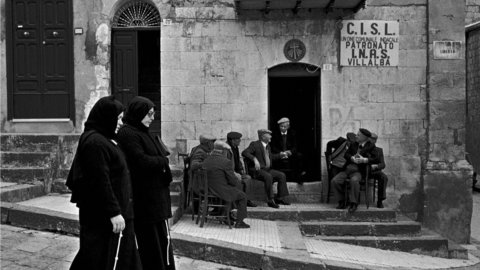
[203,141,250,229]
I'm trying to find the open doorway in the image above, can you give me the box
[268,63,321,181]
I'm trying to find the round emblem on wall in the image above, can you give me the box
[284,39,306,62]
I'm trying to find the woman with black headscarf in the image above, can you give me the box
[67,96,142,270]
[117,96,175,270]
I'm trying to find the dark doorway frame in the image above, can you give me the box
[6,0,75,122]
[268,63,322,180]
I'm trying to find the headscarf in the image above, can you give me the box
[84,96,125,139]
[123,96,155,132]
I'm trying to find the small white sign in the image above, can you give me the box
[163,19,172,26]
[433,41,462,59]
[323,64,333,71]
[340,20,399,67]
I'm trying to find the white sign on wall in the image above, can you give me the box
[340,20,399,67]
[433,41,462,59]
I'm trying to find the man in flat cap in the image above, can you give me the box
[331,128,378,213]
[242,129,290,208]
[369,133,388,208]
[190,134,216,171]
[226,131,257,207]
[203,140,250,228]
[271,117,306,184]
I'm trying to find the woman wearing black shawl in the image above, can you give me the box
[67,96,142,270]
[117,96,175,270]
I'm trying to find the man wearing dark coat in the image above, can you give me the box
[67,96,142,270]
[226,131,257,207]
[242,129,290,208]
[369,133,389,208]
[331,128,379,213]
[117,96,175,270]
[325,132,357,179]
[271,117,305,183]
[203,141,250,228]
[190,134,216,171]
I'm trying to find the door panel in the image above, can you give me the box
[10,0,72,119]
[112,30,138,106]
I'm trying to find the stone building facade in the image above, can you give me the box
[0,0,473,242]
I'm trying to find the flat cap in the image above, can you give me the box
[199,134,216,143]
[277,117,290,125]
[257,129,272,137]
[370,132,378,140]
[227,131,242,140]
[359,128,372,138]
[346,132,356,141]
[214,140,231,150]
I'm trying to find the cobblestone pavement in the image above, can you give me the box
[0,225,247,270]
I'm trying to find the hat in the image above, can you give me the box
[199,134,216,143]
[213,140,231,150]
[370,132,378,140]
[277,117,290,125]
[359,128,372,138]
[227,131,242,140]
[346,132,356,141]
[257,129,272,137]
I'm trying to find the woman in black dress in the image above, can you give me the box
[117,96,175,270]
[67,96,142,270]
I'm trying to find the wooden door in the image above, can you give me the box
[8,0,73,119]
[111,29,138,106]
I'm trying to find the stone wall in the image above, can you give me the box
[466,0,480,25]
[467,27,480,173]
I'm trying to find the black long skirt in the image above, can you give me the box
[70,219,142,270]
[135,220,175,270]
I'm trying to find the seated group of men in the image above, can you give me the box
[326,128,388,213]
[188,118,301,228]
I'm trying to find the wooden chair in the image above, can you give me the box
[192,167,232,229]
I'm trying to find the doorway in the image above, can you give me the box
[7,0,74,120]
[111,1,161,136]
[268,63,321,181]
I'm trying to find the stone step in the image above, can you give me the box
[244,203,396,222]
[0,134,80,152]
[300,220,421,236]
[0,182,46,203]
[0,167,49,183]
[170,191,181,206]
[170,178,183,192]
[313,234,453,258]
[1,152,52,168]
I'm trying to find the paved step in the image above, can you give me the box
[300,220,421,236]
[313,235,451,258]
[246,203,397,222]
[170,178,183,192]
[0,167,48,183]
[0,182,46,202]
[1,152,52,168]
[247,181,322,203]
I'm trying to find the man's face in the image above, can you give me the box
[261,133,272,143]
[356,131,368,143]
[279,122,289,133]
[232,138,241,147]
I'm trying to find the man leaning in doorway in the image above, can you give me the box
[242,129,290,209]
[369,133,388,208]
[271,117,306,184]
[331,128,378,213]
[226,131,257,207]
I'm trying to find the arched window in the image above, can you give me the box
[112,1,161,28]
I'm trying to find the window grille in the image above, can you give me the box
[112,1,161,27]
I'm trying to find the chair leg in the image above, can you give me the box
[226,202,232,229]
[326,179,331,203]
[199,196,208,228]
[365,180,369,209]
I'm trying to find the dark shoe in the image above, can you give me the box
[267,200,279,209]
[348,203,358,213]
[274,198,290,205]
[336,201,346,209]
[377,201,384,208]
[247,200,257,207]
[234,221,250,229]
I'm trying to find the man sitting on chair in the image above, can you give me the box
[369,133,388,208]
[331,128,378,213]
[203,141,250,229]
[242,129,290,209]
[226,131,257,207]
[326,132,357,178]
[271,117,306,183]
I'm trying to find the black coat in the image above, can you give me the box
[117,124,173,223]
[271,129,298,155]
[202,152,243,202]
[242,140,281,173]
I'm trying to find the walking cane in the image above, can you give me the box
[113,231,123,270]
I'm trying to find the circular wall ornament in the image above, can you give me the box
[284,39,306,62]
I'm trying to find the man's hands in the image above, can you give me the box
[110,214,125,233]
[254,158,261,170]
[280,150,292,159]
[371,164,379,170]
[351,155,368,164]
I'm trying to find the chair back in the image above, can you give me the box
[191,167,207,195]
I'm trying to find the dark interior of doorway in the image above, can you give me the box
[138,30,161,136]
[268,75,321,182]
